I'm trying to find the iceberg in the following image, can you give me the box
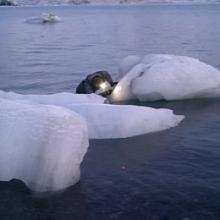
[0,90,184,139]
[111,54,220,102]
[0,98,88,192]
[67,104,184,139]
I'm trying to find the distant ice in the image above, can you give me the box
[25,14,61,24]
[111,54,220,102]
[0,98,88,192]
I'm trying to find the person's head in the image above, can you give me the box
[92,76,105,91]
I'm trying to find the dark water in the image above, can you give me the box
[0,5,220,220]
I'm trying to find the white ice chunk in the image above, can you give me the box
[25,14,61,24]
[0,98,88,192]
[0,90,184,139]
[66,104,184,139]
[0,91,106,106]
[40,13,61,23]
[111,54,220,102]
[118,55,141,80]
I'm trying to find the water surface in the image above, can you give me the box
[0,4,220,220]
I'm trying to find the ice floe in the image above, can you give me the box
[0,98,88,192]
[0,90,183,139]
[112,54,220,102]
[68,103,184,139]
[26,13,61,24]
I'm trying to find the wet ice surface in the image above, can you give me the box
[0,4,220,220]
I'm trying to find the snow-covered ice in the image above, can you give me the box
[0,98,88,192]
[67,104,184,139]
[112,54,220,102]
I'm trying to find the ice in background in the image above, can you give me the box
[0,98,88,192]
[25,13,61,24]
[1,5,220,94]
[112,54,220,102]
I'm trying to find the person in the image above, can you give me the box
[76,71,117,97]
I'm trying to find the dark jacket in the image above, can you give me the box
[76,71,114,94]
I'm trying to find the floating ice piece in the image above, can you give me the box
[111,54,220,102]
[0,91,106,106]
[26,13,61,24]
[67,103,184,139]
[0,90,183,139]
[0,98,88,192]
[40,13,61,23]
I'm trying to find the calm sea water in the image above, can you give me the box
[0,4,220,220]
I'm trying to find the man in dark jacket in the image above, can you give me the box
[76,71,117,97]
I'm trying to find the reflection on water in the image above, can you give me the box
[0,180,88,220]
[82,99,220,220]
